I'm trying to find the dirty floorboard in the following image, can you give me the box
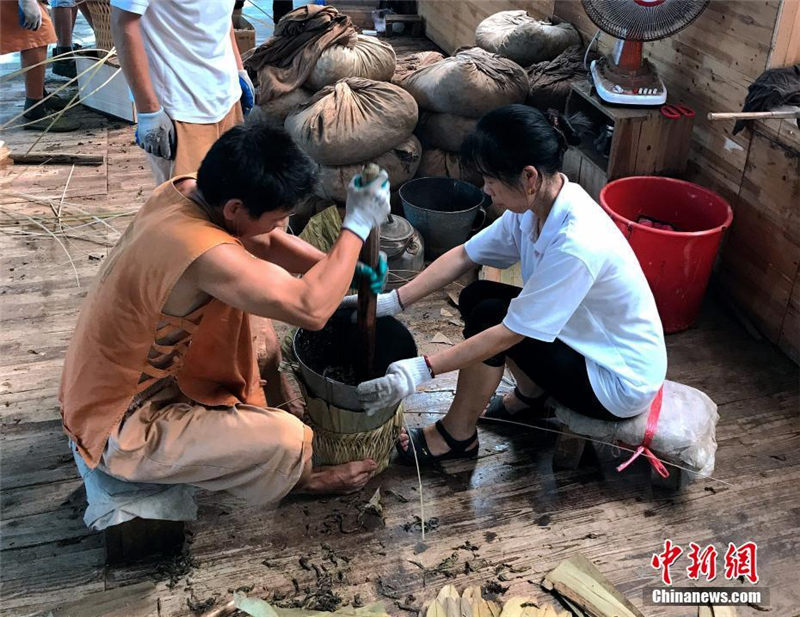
[1,36,799,617]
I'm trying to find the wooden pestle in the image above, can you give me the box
[356,163,381,382]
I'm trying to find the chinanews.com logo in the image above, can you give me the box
[645,540,770,607]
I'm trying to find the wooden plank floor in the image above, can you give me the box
[2,40,799,617]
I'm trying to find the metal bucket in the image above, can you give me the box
[399,177,487,259]
[293,309,418,419]
[380,215,424,288]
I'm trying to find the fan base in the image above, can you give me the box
[590,57,667,106]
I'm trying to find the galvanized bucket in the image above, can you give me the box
[399,176,487,259]
[293,309,418,415]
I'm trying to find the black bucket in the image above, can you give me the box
[399,177,488,259]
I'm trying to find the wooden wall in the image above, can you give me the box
[718,120,800,363]
[769,0,800,68]
[552,0,783,204]
[416,0,800,361]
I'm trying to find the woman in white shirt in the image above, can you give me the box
[352,105,667,465]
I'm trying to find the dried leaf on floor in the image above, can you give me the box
[234,591,280,617]
[431,332,453,345]
[440,308,453,318]
[363,487,383,517]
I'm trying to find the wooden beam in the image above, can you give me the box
[9,152,105,166]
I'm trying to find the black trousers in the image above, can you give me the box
[459,280,617,421]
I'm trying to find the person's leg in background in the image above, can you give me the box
[51,0,79,78]
[0,0,79,132]
[21,46,47,101]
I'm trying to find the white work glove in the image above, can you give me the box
[340,289,403,317]
[135,107,176,160]
[18,0,42,30]
[238,69,255,116]
[342,169,391,242]
[357,356,432,415]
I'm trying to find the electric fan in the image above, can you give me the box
[581,0,709,106]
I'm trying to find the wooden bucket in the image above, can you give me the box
[306,396,403,474]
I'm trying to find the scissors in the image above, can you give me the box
[660,104,695,119]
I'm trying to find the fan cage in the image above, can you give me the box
[580,0,710,42]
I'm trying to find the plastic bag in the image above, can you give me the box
[551,379,719,478]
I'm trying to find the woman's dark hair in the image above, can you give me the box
[461,104,583,186]
[197,120,317,217]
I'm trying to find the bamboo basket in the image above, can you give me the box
[84,0,114,51]
[305,395,403,475]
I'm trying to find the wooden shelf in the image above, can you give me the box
[564,80,695,200]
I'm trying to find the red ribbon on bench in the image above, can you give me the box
[616,386,670,478]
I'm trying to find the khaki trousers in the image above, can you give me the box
[100,383,313,507]
[148,102,244,185]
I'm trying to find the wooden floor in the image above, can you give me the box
[2,40,799,617]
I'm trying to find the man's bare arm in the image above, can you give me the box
[110,8,160,113]
[188,231,363,330]
[242,229,326,274]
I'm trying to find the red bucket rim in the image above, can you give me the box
[599,176,734,237]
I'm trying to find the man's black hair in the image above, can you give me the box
[197,120,317,217]
[461,105,583,186]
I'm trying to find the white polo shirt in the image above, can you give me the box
[111,0,240,123]
[464,177,667,418]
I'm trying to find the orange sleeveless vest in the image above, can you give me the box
[60,177,266,467]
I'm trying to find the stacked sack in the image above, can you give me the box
[391,50,445,86]
[475,10,586,114]
[399,47,528,186]
[245,6,398,127]
[475,10,580,67]
[526,45,597,112]
[245,5,422,206]
[284,77,421,202]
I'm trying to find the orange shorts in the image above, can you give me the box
[0,1,56,54]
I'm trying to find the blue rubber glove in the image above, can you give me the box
[238,70,255,117]
[354,251,388,295]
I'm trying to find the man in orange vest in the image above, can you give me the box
[60,121,390,503]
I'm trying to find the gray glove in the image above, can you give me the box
[342,169,390,242]
[135,107,176,160]
[18,0,42,30]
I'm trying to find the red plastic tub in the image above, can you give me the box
[600,176,733,333]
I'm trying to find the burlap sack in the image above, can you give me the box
[416,148,482,187]
[306,35,397,91]
[250,88,313,126]
[526,45,595,112]
[392,50,445,85]
[316,135,422,202]
[285,77,418,166]
[476,11,581,66]
[400,47,528,118]
[416,112,478,152]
